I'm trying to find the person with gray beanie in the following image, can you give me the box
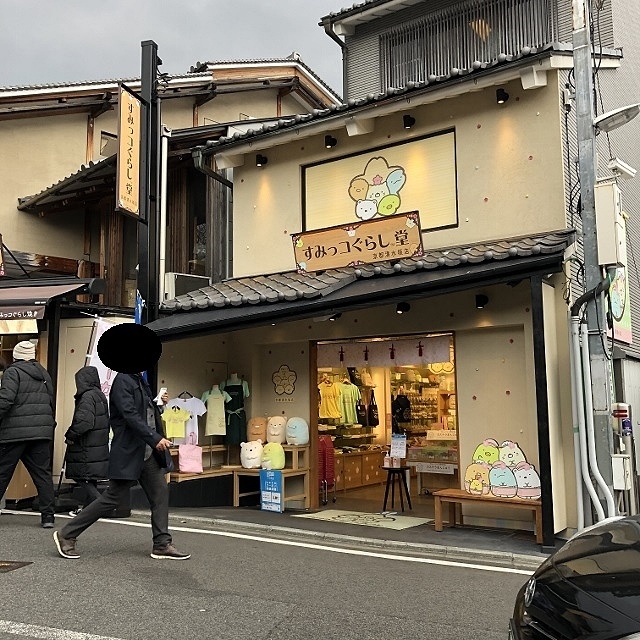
[0,340,56,527]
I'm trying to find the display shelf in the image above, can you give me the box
[168,443,228,481]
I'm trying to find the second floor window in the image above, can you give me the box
[380,0,558,91]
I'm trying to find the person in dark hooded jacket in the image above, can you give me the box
[64,366,109,514]
[0,340,56,527]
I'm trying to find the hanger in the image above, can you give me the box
[178,390,194,399]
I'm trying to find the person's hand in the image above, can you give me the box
[155,438,173,451]
[161,391,169,404]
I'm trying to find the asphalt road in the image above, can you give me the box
[0,510,531,639]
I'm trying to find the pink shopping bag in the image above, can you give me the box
[178,433,203,473]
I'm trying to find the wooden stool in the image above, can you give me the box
[382,467,412,512]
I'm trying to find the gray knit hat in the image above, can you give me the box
[13,341,36,361]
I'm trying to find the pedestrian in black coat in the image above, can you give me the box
[64,366,109,513]
[55,372,190,561]
[0,341,56,527]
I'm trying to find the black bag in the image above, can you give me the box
[356,398,368,426]
[347,367,363,386]
[367,390,379,427]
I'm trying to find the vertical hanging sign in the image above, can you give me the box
[116,85,141,216]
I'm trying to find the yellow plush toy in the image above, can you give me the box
[261,442,285,470]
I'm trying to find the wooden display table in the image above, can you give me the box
[432,488,542,544]
[231,467,310,509]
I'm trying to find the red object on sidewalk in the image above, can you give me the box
[318,435,336,505]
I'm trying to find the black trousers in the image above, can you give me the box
[0,440,55,518]
[61,455,171,548]
[73,480,101,507]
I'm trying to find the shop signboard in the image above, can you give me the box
[409,461,456,475]
[260,469,283,512]
[292,211,422,273]
[116,85,141,216]
[390,433,407,459]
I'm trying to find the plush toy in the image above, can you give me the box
[266,416,287,444]
[240,440,263,469]
[472,438,500,465]
[247,417,268,442]
[261,442,285,470]
[285,417,309,446]
[463,462,490,495]
[499,440,527,468]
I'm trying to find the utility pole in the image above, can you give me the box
[138,40,161,391]
[572,0,615,493]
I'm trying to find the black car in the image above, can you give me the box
[510,515,640,639]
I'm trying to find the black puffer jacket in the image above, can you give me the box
[0,360,55,443]
[65,366,109,481]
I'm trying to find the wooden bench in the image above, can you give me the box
[433,488,542,544]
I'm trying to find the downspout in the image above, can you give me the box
[158,125,171,303]
[571,278,616,520]
[192,148,233,189]
[322,21,347,98]
[569,314,600,524]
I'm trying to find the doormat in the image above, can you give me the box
[292,509,432,530]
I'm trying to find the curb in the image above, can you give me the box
[153,511,546,572]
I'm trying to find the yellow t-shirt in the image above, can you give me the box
[162,407,191,439]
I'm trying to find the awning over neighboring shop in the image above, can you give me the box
[148,229,574,340]
[0,279,105,320]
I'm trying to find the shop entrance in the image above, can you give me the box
[316,333,458,520]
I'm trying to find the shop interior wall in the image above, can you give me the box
[158,335,230,411]
[230,75,566,278]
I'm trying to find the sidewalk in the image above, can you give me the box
[147,504,557,572]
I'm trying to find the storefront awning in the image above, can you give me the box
[0,279,105,320]
[148,229,574,340]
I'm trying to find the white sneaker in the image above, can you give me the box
[68,508,83,517]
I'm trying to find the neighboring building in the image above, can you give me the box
[0,55,341,485]
[147,0,640,547]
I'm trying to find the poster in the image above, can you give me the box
[260,470,283,512]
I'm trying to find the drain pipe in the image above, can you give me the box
[580,319,616,517]
[570,314,602,523]
[568,315,587,529]
[159,125,171,303]
[571,276,616,520]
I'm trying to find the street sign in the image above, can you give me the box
[260,470,283,512]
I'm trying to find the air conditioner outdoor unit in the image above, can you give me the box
[164,273,211,300]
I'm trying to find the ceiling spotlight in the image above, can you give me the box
[256,154,268,167]
[324,135,337,148]
[396,302,411,314]
[329,312,341,321]
[496,88,509,105]
[403,114,416,129]
[475,294,489,309]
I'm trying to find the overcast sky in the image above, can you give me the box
[0,1,344,95]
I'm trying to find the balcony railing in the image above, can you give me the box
[380,0,559,90]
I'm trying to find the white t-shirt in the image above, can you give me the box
[166,396,206,444]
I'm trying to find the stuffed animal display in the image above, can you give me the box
[266,416,287,444]
[285,417,309,446]
[247,417,268,442]
[240,440,264,469]
[261,442,285,470]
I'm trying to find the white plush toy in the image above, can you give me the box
[240,439,264,469]
[266,416,287,444]
[285,417,309,445]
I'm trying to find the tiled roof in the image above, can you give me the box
[162,229,574,314]
[320,0,416,24]
[195,42,581,154]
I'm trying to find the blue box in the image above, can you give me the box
[260,470,283,512]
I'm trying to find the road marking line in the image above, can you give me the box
[0,620,124,640]
[4,510,535,575]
